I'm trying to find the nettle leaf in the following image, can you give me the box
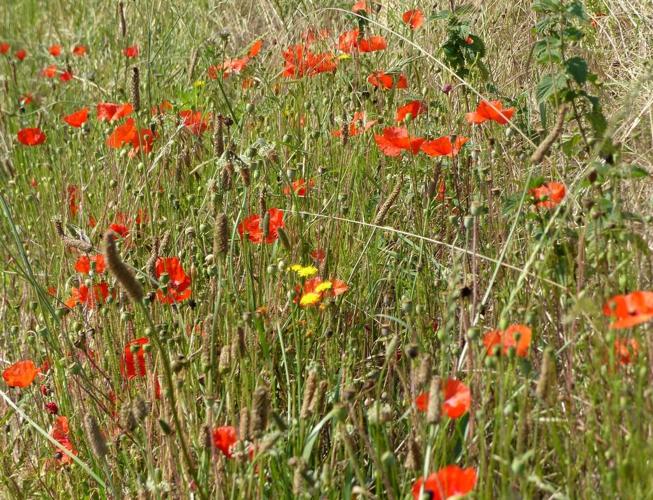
[535,39,562,64]
[536,73,567,103]
[565,57,588,84]
[627,165,650,179]
[566,1,588,20]
[533,0,562,13]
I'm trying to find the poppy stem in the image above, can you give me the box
[138,303,209,500]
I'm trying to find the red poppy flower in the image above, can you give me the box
[17,127,46,146]
[0,42,9,55]
[155,257,192,304]
[212,426,238,458]
[97,102,133,122]
[65,283,110,309]
[41,64,58,78]
[339,29,387,53]
[603,291,653,329]
[465,100,515,125]
[374,127,424,157]
[412,465,477,500]
[403,9,425,30]
[209,39,264,79]
[20,93,34,106]
[415,378,471,419]
[59,70,73,82]
[483,324,532,357]
[282,44,337,78]
[238,208,285,244]
[310,248,326,262]
[123,45,139,58]
[396,100,426,123]
[72,45,87,56]
[530,181,566,209]
[179,110,210,135]
[130,128,156,157]
[15,49,26,61]
[74,254,106,274]
[301,28,332,45]
[420,136,469,157]
[107,118,138,148]
[63,108,89,128]
[121,337,150,379]
[332,111,377,138]
[367,71,408,90]
[49,44,62,57]
[283,178,315,197]
[614,338,639,365]
[66,185,79,216]
[3,360,39,388]
[51,416,77,465]
[109,222,129,237]
[151,100,173,115]
[352,0,369,12]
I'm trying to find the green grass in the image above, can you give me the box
[1,0,653,498]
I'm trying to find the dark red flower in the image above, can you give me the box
[50,416,77,465]
[49,44,62,57]
[155,257,192,304]
[63,108,89,128]
[72,45,87,56]
[412,466,477,500]
[109,222,129,237]
[45,402,59,415]
[0,42,9,55]
[15,49,26,61]
[339,29,387,53]
[208,39,263,79]
[17,127,46,146]
[238,208,285,244]
[59,70,73,82]
[212,426,238,458]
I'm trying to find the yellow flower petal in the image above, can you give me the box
[315,281,332,293]
[300,292,321,307]
[297,265,318,278]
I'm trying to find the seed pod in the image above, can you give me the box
[240,166,251,187]
[213,115,225,158]
[309,380,328,416]
[373,179,403,226]
[214,212,229,257]
[84,414,108,459]
[426,376,441,424]
[118,1,127,38]
[132,398,150,421]
[130,66,140,112]
[414,355,431,388]
[54,218,93,253]
[536,348,556,403]
[218,346,231,373]
[221,161,234,190]
[300,370,318,418]
[404,435,422,470]
[258,189,267,217]
[250,385,270,436]
[239,407,250,441]
[105,230,144,303]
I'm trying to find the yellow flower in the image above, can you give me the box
[193,79,205,88]
[315,281,332,293]
[300,292,321,307]
[289,264,318,278]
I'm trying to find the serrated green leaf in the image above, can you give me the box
[565,57,588,84]
[536,73,568,103]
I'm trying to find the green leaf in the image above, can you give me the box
[536,73,567,103]
[627,165,650,179]
[566,1,588,20]
[565,57,588,84]
[532,0,562,13]
[534,39,562,64]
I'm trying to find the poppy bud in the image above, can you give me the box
[45,402,59,414]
